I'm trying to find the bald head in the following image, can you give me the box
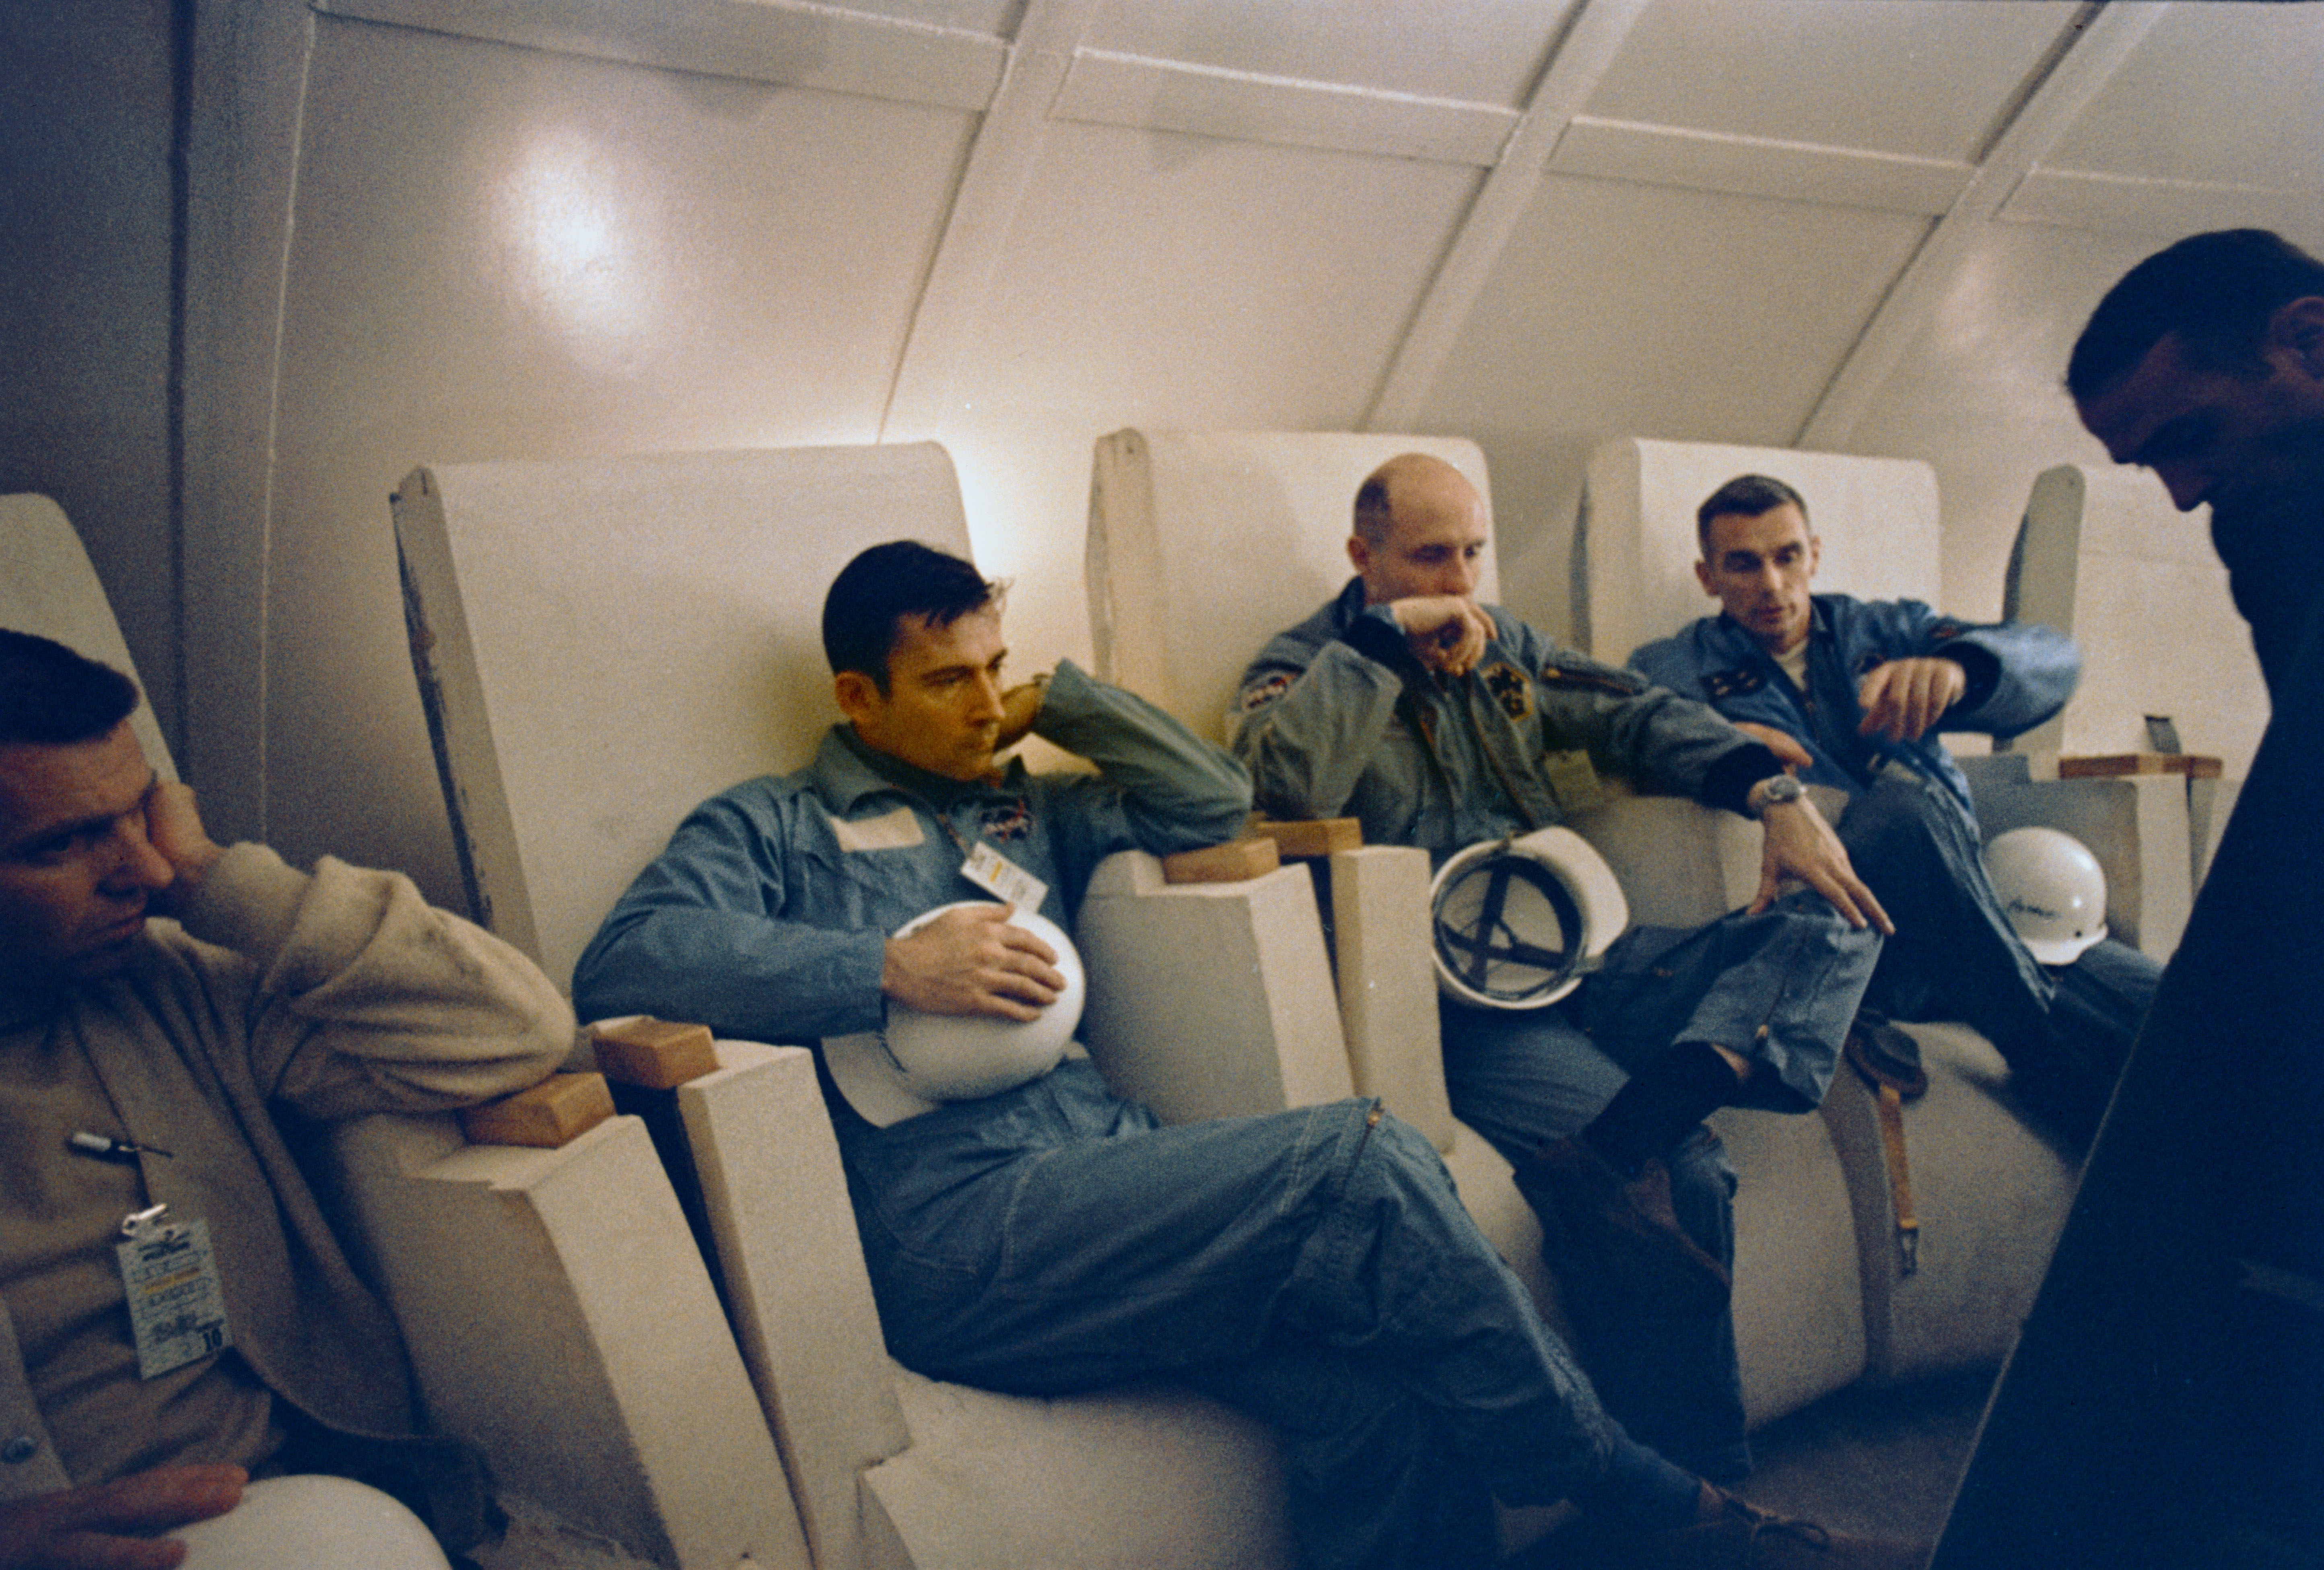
[1348,453,1490,606]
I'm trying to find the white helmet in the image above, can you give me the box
[1431,827,1630,1010]
[1984,826,2108,965]
[824,902,1086,1127]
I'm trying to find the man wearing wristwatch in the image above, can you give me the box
[1233,453,1890,1483]
[1630,474,2161,1149]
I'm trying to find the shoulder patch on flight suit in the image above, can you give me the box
[1704,665,1765,700]
[1481,661,1533,720]
[829,804,926,852]
[1539,664,1645,698]
[1239,671,1293,711]
[978,797,1034,843]
[1928,620,1963,641]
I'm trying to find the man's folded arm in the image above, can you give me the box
[1230,626,1405,820]
[571,798,886,1044]
[176,844,575,1121]
[1033,660,1253,854]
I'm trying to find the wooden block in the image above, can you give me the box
[1161,838,1281,884]
[591,1017,720,1088]
[461,1072,616,1148]
[1249,818,1364,858]
[2058,753,2223,780]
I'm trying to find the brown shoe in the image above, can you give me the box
[1628,1490,1928,1569]
[1518,1136,1731,1315]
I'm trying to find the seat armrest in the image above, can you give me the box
[1076,849,1354,1124]
[676,1043,913,1570]
[324,1113,803,1570]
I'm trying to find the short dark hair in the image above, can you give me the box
[1696,473,1808,552]
[2069,229,2324,402]
[0,628,141,747]
[820,541,1000,693]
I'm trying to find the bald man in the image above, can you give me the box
[1233,454,1886,1481]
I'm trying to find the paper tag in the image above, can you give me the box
[116,1219,233,1379]
[1540,748,1607,814]
[961,842,1049,916]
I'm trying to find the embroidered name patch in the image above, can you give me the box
[829,805,926,852]
[978,798,1034,843]
[1481,662,1533,720]
[1239,671,1293,711]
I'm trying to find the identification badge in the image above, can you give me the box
[960,842,1050,915]
[115,1207,233,1379]
[1541,748,1607,814]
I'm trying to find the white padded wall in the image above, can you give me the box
[1578,437,1943,664]
[1087,429,1493,742]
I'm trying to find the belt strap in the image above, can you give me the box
[1846,1019,1926,1277]
[1871,1082,1919,1275]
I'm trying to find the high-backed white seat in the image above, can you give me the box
[2009,461,2266,886]
[390,443,1361,1570]
[1576,437,2116,1381]
[1084,429,1873,1428]
[1,494,799,1570]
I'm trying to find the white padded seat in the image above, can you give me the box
[2,494,799,1570]
[1083,430,1875,1429]
[392,442,1377,1570]
[1574,435,2114,1386]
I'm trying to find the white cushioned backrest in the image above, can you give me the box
[394,445,972,986]
[1,494,176,779]
[1578,437,1942,663]
[1089,430,1493,741]
[2010,463,2267,777]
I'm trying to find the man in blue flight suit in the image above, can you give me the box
[1233,455,1889,1486]
[1628,474,2162,1147]
[573,540,1917,1570]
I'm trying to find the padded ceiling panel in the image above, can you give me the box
[1582,0,2079,163]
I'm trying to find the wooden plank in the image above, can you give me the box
[1249,818,1365,859]
[2058,754,2223,780]
[462,1072,617,1148]
[592,1018,721,1089]
[1161,838,1281,884]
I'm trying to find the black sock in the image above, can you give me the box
[1582,1042,1743,1176]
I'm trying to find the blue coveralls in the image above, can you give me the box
[1629,595,2162,1144]
[1233,582,1882,1480]
[574,661,1695,1570]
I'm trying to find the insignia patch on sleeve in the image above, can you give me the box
[1481,661,1533,720]
[1541,663,1646,698]
[1929,620,1963,641]
[1704,665,1765,699]
[978,797,1034,843]
[1239,671,1294,711]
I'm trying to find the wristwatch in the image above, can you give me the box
[1745,773,1804,818]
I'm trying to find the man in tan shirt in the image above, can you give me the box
[0,629,573,1569]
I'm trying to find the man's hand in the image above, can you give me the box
[139,783,225,921]
[994,677,1048,754]
[1749,798,1895,934]
[0,1465,245,1570]
[882,903,1065,1022]
[1733,721,1814,772]
[1856,657,1966,744]
[1387,597,1494,676]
